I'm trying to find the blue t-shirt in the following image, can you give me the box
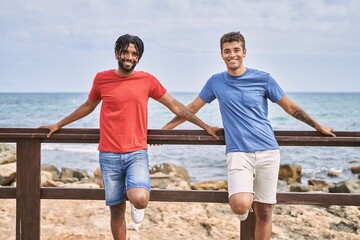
[199,68,285,153]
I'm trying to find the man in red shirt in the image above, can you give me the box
[41,34,220,240]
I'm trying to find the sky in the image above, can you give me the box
[0,0,359,93]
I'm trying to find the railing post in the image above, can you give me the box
[16,139,41,240]
[240,210,255,240]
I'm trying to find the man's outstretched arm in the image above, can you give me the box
[161,96,207,129]
[277,96,336,137]
[158,93,220,139]
[39,98,100,137]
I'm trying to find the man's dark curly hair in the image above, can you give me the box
[220,31,246,51]
[114,34,144,60]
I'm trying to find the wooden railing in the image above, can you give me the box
[1,128,360,240]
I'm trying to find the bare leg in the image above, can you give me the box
[229,192,254,215]
[253,202,273,240]
[110,202,127,240]
[127,187,150,209]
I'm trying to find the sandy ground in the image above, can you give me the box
[1,199,359,240]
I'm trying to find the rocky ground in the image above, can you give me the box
[1,199,359,239]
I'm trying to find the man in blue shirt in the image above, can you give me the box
[162,31,335,239]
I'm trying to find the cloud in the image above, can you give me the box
[0,0,359,92]
[2,0,359,52]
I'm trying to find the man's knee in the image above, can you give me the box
[229,193,253,215]
[127,188,150,209]
[131,195,149,209]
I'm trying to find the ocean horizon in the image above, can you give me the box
[1,92,359,184]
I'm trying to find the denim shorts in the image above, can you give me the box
[99,150,151,206]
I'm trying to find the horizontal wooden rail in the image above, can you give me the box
[2,187,360,206]
[0,186,16,198]
[1,128,360,240]
[1,128,360,146]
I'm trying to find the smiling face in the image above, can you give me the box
[115,43,139,75]
[221,41,247,76]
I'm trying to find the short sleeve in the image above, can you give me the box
[266,74,285,103]
[199,76,217,103]
[88,73,102,101]
[148,74,167,100]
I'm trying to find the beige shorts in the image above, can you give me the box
[226,150,280,204]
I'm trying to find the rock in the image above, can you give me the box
[0,162,16,185]
[150,173,190,190]
[329,179,360,193]
[73,169,90,180]
[273,205,360,239]
[0,144,16,165]
[94,166,103,188]
[308,179,328,187]
[150,163,191,189]
[41,164,60,180]
[191,180,228,190]
[150,163,190,183]
[349,160,360,164]
[328,168,343,177]
[41,171,63,187]
[60,167,89,183]
[289,183,311,192]
[308,179,329,192]
[351,165,360,174]
[61,167,77,182]
[279,164,302,184]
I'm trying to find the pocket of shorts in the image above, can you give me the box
[227,154,246,171]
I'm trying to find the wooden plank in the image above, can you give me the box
[0,187,16,198]
[240,209,256,240]
[40,188,360,206]
[277,192,360,206]
[276,135,360,146]
[149,189,229,203]
[41,188,229,203]
[274,130,360,137]
[1,128,360,146]
[1,128,359,137]
[16,139,41,240]
[41,187,105,200]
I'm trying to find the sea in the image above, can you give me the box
[1,92,359,185]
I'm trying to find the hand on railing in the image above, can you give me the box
[38,124,61,138]
[206,126,223,140]
[316,125,336,137]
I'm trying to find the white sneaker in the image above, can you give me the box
[130,203,145,224]
[238,207,253,221]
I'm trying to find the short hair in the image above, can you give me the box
[114,34,144,60]
[220,31,246,51]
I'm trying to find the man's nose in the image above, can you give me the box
[229,50,236,57]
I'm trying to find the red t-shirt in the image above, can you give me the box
[88,70,167,153]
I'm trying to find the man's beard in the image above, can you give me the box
[118,60,137,73]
